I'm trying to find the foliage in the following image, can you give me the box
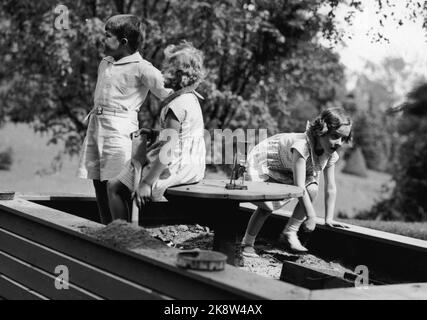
[351,109,395,172]
[360,82,427,221]
[0,0,360,156]
[0,147,14,171]
[346,57,417,172]
[342,147,368,177]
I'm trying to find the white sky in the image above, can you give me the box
[327,1,427,79]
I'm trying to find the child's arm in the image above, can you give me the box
[323,164,346,228]
[323,164,337,224]
[141,65,172,100]
[292,151,317,231]
[134,110,179,207]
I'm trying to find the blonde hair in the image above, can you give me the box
[163,41,205,89]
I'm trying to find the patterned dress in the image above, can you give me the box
[246,128,339,211]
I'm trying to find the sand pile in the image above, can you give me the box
[80,221,353,280]
[80,220,178,261]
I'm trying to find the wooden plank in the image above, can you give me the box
[0,250,101,300]
[0,227,169,300]
[0,199,310,300]
[310,283,427,300]
[165,179,303,201]
[20,193,99,223]
[241,203,427,284]
[240,203,427,252]
[20,194,96,202]
[280,261,355,290]
[0,274,48,300]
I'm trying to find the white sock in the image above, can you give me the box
[283,217,306,234]
[242,233,256,246]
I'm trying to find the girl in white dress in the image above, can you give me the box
[107,42,206,221]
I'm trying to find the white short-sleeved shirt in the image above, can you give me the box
[77,52,171,181]
[94,52,170,111]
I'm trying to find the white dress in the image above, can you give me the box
[118,93,206,201]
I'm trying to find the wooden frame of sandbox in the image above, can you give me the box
[0,194,426,300]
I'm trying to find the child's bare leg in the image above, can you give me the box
[107,179,131,221]
[282,183,318,252]
[244,207,272,238]
[291,183,318,220]
[93,180,112,225]
[241,207,272,257]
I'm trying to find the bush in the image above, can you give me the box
[342,147,368,177]
[352,111,394,172]
[0,147,13,171]
[362,83,427,222]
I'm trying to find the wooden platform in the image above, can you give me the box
[240,203,427,285]
[2,194,427,299]
[0,198,308,300]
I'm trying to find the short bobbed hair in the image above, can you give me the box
[308,107,353,143]
[105,14,145,52]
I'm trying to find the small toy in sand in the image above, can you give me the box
[176,249,227,271]
[0,191,15,200]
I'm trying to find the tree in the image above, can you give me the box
[0,0,361,156]
[361,82,427,221]
[346,57,419,172]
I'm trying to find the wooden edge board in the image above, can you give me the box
[0,227,171,300]
[0,199,309,300]
[240,203,427,252]
[20,193,96,202]
[310,282,427,300]
[0,250,102,300]
[0,274,49,300]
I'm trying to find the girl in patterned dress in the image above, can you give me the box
[241,108,353,255]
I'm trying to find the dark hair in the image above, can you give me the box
[308,107,353,143]
[105,14,145,52]
[163,41,205,89]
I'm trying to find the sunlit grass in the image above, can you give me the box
[338,218,427,241]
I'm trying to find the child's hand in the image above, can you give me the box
[302,217,316,232]
[325,220,349,229]
[134,182,152,208]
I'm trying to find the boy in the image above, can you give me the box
[77,14,170,224]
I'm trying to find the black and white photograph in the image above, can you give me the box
[0,0,427,305]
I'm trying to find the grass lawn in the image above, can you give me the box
[338,218,427,241]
